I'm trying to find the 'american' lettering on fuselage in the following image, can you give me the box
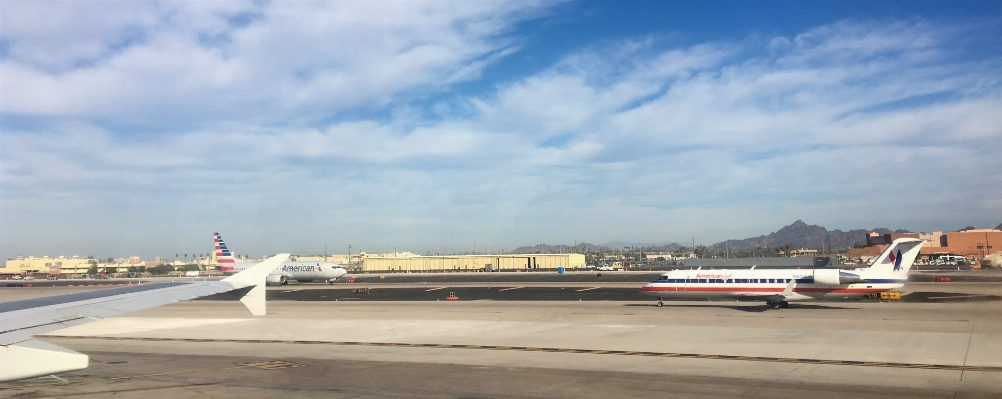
[281,265,320,272]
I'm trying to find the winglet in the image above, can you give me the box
[222,253,288,316]
[781,278,795,297]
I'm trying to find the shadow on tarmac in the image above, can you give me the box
[624,303,851,312]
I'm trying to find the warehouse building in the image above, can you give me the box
[360,253,586,272]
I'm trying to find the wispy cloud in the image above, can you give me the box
[1,1,552,123]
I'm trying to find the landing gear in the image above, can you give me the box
[767,301,789,309]
[656,297,664,307]
[327,279,334,285]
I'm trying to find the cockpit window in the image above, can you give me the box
[657,276,668,280]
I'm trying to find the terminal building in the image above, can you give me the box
[359,253,586,272]
[3,256,95,276]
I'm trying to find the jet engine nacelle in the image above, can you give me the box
[813,269,866,285]
[266,275,287,285]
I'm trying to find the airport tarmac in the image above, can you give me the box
[3,282,999,302]
[3,283,1002,398]
[6,269,1000,292]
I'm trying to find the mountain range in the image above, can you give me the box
[512,220,1002,254]
[510,243,612,254]
[708,220,907,250]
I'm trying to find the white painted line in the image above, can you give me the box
[425,287,448,292]
[498,286,524,292]
[575,287,600,292]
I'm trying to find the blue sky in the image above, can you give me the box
[2,1,1001,259]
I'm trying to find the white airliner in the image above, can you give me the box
[212,232,347,285]
[640,238,924,309]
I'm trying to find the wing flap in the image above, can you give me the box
[0,339,89,382]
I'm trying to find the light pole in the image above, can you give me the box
[348,245,352,267]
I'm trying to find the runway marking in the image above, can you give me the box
[575,287,600,292]
[240,360,306,370]
[425,287,447,291]
[281,289,303,293]
[498,287,524,291]
[33,335,1002,374]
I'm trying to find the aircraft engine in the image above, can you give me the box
[813,269,866,285]
[266,274,286,285]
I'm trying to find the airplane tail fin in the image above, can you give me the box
[223,253,289,316]
[864,238,924,277]
[213,232,241,271]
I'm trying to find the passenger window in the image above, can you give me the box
[768,279,775,283]
[699,279,707,283]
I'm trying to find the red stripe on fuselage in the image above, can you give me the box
[640,286,887,294]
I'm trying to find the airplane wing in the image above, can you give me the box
[731,279,796,303]
[0,253,289,382]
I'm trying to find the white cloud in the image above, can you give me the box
[2,14,1001,258]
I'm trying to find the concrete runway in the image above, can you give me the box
[3,286,1002,398]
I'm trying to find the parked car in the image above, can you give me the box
[23,276,36,280]
[11,275,23,280]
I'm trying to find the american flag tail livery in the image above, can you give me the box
[865,238,924,276]
[213,232,240,272]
